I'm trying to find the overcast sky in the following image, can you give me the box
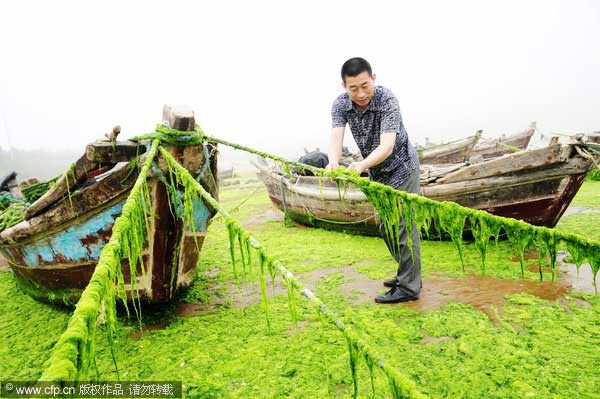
[1,0,599,158]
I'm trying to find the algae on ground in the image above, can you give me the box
[1,180,600,398]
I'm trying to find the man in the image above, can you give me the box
[327,57,422,304]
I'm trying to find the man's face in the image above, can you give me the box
[343,71,376,109]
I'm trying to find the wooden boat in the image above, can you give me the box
[469,122,535,161]
[418,131,481,164]
[254,135,595,236]
[0,105,219,305]
[218,165,235,180]
[418,123,535,165]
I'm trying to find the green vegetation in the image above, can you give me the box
[21,176,59,203]
[1,126,599,398]
[40,140,159,381]
[0,202,26,231]
[587,167,600,181]
[568,180,600,208]
[1,179,598,398]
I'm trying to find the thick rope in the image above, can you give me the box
[185,129,599,288]
[159,146,429,399]
[40,140,160,382]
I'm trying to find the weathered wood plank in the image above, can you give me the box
[24,153,111,219]
[470,125,534,160]
[149,104,197,302]
[1,164,136,244]
[162,104,195,131]
[420,131,481,164]
[423,156,590,198]
[86,141,143,163]
[437,144,571,184]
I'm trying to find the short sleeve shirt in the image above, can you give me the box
[331,86,419,188]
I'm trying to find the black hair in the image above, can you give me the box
[341,57,372,81]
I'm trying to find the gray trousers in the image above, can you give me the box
[377,168,422,297]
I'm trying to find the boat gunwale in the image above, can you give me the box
[0,164,138,246]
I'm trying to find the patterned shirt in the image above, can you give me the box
[331,86,419,188]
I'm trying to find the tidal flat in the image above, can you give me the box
[0,180,598,398]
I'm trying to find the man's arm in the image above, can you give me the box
[326,126,345,169]
[347,132,396,174]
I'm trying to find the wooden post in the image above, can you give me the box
[148,104,218,302]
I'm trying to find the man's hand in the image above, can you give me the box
[327,127,345,172]
[347,161,367,175]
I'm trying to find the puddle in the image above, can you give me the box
[201,254,597,318]
[128,323,170,339]
[175,298,227,317]
[402,273,571,314]
[242,208,283,227]
[558,258,598,295]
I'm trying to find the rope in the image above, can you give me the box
[185,127,600,291]
[290,176,377,225]
[40,139,161,382]
[159,146,429,399]
[196,144,212,182]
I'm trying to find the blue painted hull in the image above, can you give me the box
[1,182,216,305]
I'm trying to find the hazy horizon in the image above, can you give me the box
[1,0,599,160]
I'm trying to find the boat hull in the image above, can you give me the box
[255,143,591,237]
[0,144,219,305]
[470,128,534,160]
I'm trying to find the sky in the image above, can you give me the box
[0,0,599,159]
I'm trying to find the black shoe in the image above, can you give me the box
[374,286,419,304]
[385,279,424,289]
[383,278,397,288]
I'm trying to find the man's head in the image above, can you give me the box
[341,57,376,109]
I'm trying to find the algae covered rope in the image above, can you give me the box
[130,124,205,146]
[158,147,429,399]
[140,125,600,286]
[184,128,600,291]
[40,140,160,382]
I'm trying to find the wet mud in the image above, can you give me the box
[128,323,170,339]
[242,209,283,227]
[0,255,9,273]
[187,254,597,323]
[561,206,600,217]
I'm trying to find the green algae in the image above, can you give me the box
[158,146,429,398]
[64,162,76,209]
[130,124,205,146]
[40,140,160,382]
[469,211,502,274]
[588,167,600,181]
[194,131,600,288]
[258,248,272,332]
[28,130,600,392]
[435,203,468,271]
[0,202,27,231]
[557,212,600,242]
[21,175,59,203]
[284,273,298,326]
[505,223,533,278]
[3,180,600,398]
[6,276,597,398]
[569,180,600,208]
[346,335,359,398]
